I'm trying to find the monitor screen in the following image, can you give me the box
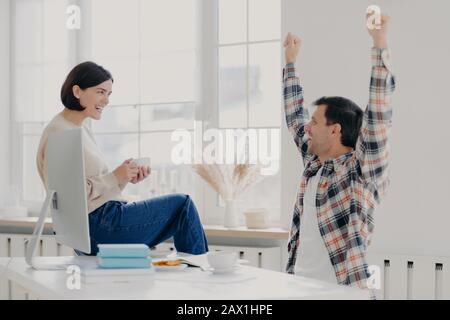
[47,128,90,254]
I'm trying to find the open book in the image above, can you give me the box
[160,252,248,269]
[172,253,209,268]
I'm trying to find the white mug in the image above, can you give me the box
[133,157,151,170]
[207,251,237,270]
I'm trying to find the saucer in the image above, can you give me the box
[206,265,240,274]
[153,263,188,272]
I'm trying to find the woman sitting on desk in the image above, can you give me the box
[36,61,208,256]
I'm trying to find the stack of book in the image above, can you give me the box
[79,244,154,284]
[97,244,152,269]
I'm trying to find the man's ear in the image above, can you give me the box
[332,123,342,136]
[72,85,81,99]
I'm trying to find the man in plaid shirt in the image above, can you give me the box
[283,15,396,298]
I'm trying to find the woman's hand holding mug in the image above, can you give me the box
[113,159,139,185]
[130,157,151,184]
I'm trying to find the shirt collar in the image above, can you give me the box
[304,151,354,178]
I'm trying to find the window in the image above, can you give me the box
[11,0,72,207]
[218,0,281,128]
[87,0,199,203]
[11,0,200,211]
[11,0,282,226]
[205,0,282,225]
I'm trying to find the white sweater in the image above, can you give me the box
[36,112,126,213]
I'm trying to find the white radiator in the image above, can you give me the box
[0,234,74,300]
[367,252,450,300]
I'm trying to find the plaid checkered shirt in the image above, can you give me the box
[283,48,396,293]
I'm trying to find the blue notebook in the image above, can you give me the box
[98,256,152,269]
[97,244,150,258]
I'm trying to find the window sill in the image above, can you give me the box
[0,216,53,234]
[0,217,289,240]
[203,225,288,240]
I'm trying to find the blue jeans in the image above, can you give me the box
[75,193,208,256]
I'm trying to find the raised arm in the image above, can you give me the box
[283,33,311,165]
[355,15,396,202]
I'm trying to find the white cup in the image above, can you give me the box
[207,251,237,270]
[243,208,268,229]
[133,157,151,170]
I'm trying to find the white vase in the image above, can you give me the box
[223,199,240,228]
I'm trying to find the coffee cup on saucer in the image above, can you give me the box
[206,251,238,273]
[132,157,151,171]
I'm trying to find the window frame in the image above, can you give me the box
[10,0,206,218]
[9,0,284,227]
[202,0,282,227]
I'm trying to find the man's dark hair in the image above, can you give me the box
[60,61,113,111]
[313,96,363,148]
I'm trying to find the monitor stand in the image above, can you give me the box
[25,190,75,270]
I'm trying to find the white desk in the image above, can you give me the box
[0,256,368,300]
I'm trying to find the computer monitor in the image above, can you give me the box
[26,128,90,269]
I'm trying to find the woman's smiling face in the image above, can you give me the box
[73,79,113,120]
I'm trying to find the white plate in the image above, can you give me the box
[153,263,188,271]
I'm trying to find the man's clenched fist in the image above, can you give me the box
[284,32,301,65]
[367,14,390,49]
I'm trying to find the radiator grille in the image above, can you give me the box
[367,252,450,300]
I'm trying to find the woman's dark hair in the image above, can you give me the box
[60,61,113,111]
[313,96,363,148]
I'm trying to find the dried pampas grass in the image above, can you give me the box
[193,164,263,200]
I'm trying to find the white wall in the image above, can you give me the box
[0,0,10,207]
[282,0,450,256]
